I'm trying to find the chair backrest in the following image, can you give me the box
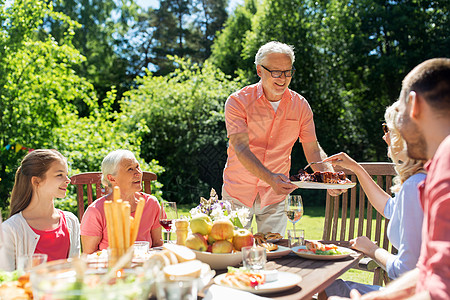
[322,162,397,250]
[322,162,397,286]
[70,171,157,220]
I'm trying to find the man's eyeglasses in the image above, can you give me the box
[261,65,295,78]
[382,123,389,134]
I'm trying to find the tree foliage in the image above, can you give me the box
[211,0,450,165]
[0,0,163,214]
[119,57,244,203]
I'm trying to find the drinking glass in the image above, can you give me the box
[285,195,304,244]
[160,202,178,243]
[17,253,48,272]
[242,246,267,271]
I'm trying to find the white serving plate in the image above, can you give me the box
[214,271,302,294]
[292,181,356,190]
[291,245,356,260]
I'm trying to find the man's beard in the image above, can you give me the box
[399,113,428,160]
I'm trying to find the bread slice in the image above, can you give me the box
[147,251,171,267]
[163,260,203,280]
[161,249,178,265]
[163,244,196,262]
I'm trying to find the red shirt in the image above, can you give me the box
[223,82,317,207]
[80,193,162,251]
[31,209,70,261]
[416,135,450,300]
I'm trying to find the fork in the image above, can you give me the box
[303,159,342,170]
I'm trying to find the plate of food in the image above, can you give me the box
[254,232,283,246]
[292,181,356,189]
[292,240,356,260]
[266,246,292,259]
[214,267,302,295]
[290,169,356,190]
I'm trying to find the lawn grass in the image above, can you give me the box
[178,204,374,285]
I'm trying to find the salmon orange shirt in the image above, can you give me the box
[416,135,450,300]
[80,192,161,250]
[223,82,317,207]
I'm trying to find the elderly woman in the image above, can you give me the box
[80,150,163,254]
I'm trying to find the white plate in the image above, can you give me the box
[193,250,242,270]
[214,271,302,294]
[291,245,356,260]
[267,245,291,259]
[292,181,356,190]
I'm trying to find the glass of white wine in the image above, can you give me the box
[285,195,304,243]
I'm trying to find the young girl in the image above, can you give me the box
[0,149,80,271]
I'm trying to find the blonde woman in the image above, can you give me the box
[320,101,426,298]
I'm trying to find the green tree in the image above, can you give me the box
[0,0,93,211]
[209,0,256,76]
[0,0,164,215]
[45,0,138,110]
[119,57,244,204]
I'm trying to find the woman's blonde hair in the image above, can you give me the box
[385,102,426,193]
[9,149,66,217]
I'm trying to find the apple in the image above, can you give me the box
[207,244,213,253]
[210,219,234,241]
[185,233,208,251]
[190,213,213,236]
[207,235,216,245]
[232,229,254,251]
[211,240,234,254]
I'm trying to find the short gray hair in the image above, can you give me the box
[101,149,136,188]
[254,41,295,66]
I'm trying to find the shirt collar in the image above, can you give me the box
[256,81,292,103]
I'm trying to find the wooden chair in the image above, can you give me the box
[70,171,157,221]
[322,162,397,286]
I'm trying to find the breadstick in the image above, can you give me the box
[129,216,135,247]
[112,199,125,256]
[123,203,131,248]
[113,186,120,202]
[104,201,116,249]
[131,197,145,244]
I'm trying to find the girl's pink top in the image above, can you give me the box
[80,192,162,251]
[31,209,70,261]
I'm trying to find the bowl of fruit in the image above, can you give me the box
[185,215,254,270]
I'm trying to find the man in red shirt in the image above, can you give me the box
[222,41,340,234]
[330,59,450,300]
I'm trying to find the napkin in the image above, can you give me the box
[203,284,271,300]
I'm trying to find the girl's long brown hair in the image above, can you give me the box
[9,149,66,217]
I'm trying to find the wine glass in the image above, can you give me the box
[159,202,178,243]
[285,195,304,245]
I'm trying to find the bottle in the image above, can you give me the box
[174,219,189,246]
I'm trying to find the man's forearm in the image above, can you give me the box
[235,146,273,183]
[361,269,419,299]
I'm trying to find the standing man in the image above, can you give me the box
[222,41,338,234]
[330,58,450,300]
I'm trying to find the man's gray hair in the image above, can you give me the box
[101,149,136,188]
[254,41,295,66]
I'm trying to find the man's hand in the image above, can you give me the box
[268,173,297,195]
[328,189,346,196]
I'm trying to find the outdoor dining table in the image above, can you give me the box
[200,240,364,300]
